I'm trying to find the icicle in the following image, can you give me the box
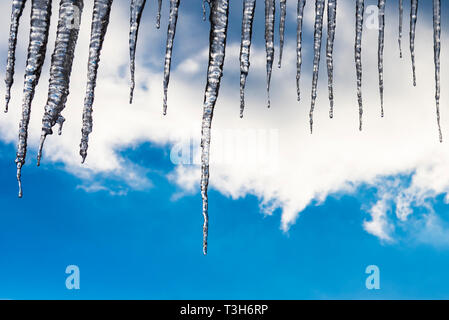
[5,0,28,113]
[296,0,306,102]
[433,0,442,142]
[156,0,162,28]
[355,0,364,131]
[326,0,336,118]
[378,0,385,117]
[200,0,229,255]
[410,0,418,86]
[202,0,209,21]
[80,0,113,163]
[239,0,256,118]
[129,0,147,104]
[16,0,52,198]
[37,0,84,166]
[264,0,275,108]
[162,0,180,115]
[278,0,286,68]
[398,0,403,58]
[309,0,325,133]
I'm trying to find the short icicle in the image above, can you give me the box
[80,0,114,163]
[200,0,229,255]
[355,0,364,131]
[156,0,162,28]
[239,0,256,118]
[264,0,275,108]
[5,0,28,113]
[16,0,52,198]
[129,0,147,104]
[326,0,336,118]
[378,0,385,117]
[37,0,84,166]
[296,0,306,102]
[433,0,442,142]
[309,0,325,133]
[278,0,286,68]
[398,0,403,58]
[410,0,418,86]
[162,0,180,115]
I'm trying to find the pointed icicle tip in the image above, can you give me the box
[398,0,403,58]
[203,218,208,255]
[36,133,47,167]
[162,0,180,116]
[156,0,162,28]
[81,153,87,164]
[264,0,275,110]
[16,161,23,198]
[129,87,134,104]
[278,0,286,69]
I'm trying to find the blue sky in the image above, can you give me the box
[1,0,449,299]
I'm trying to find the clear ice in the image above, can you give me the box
[16,0,52,198]
[79,0,113,163]
[239,0,256,118]
[200,0,229,255]
[37,0,84,165]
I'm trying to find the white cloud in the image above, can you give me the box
[364,197,393,242]
[1,1,449,245]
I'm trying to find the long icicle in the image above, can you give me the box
[378,0,385,117]
[278,0,286,68]
[37,0,84,166]
[239,0,256,118]
[355,0,364,131]
[156,0,162,28]
[5,0,28,113]
[410,0,418,86]
[162,0,180,115]
[16,0,52,198]
[129,0,147,104]
[264,0,275,108]
[80,0,113,163]
[296,0,306,101]
[200,0,229,255]
[309,0,325,133]
[433,0,442,142]
[327,0,336,118]
[398,0,403,58]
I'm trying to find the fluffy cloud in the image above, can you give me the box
[1,1,449,245]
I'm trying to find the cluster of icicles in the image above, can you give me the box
[4,0,443,254]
